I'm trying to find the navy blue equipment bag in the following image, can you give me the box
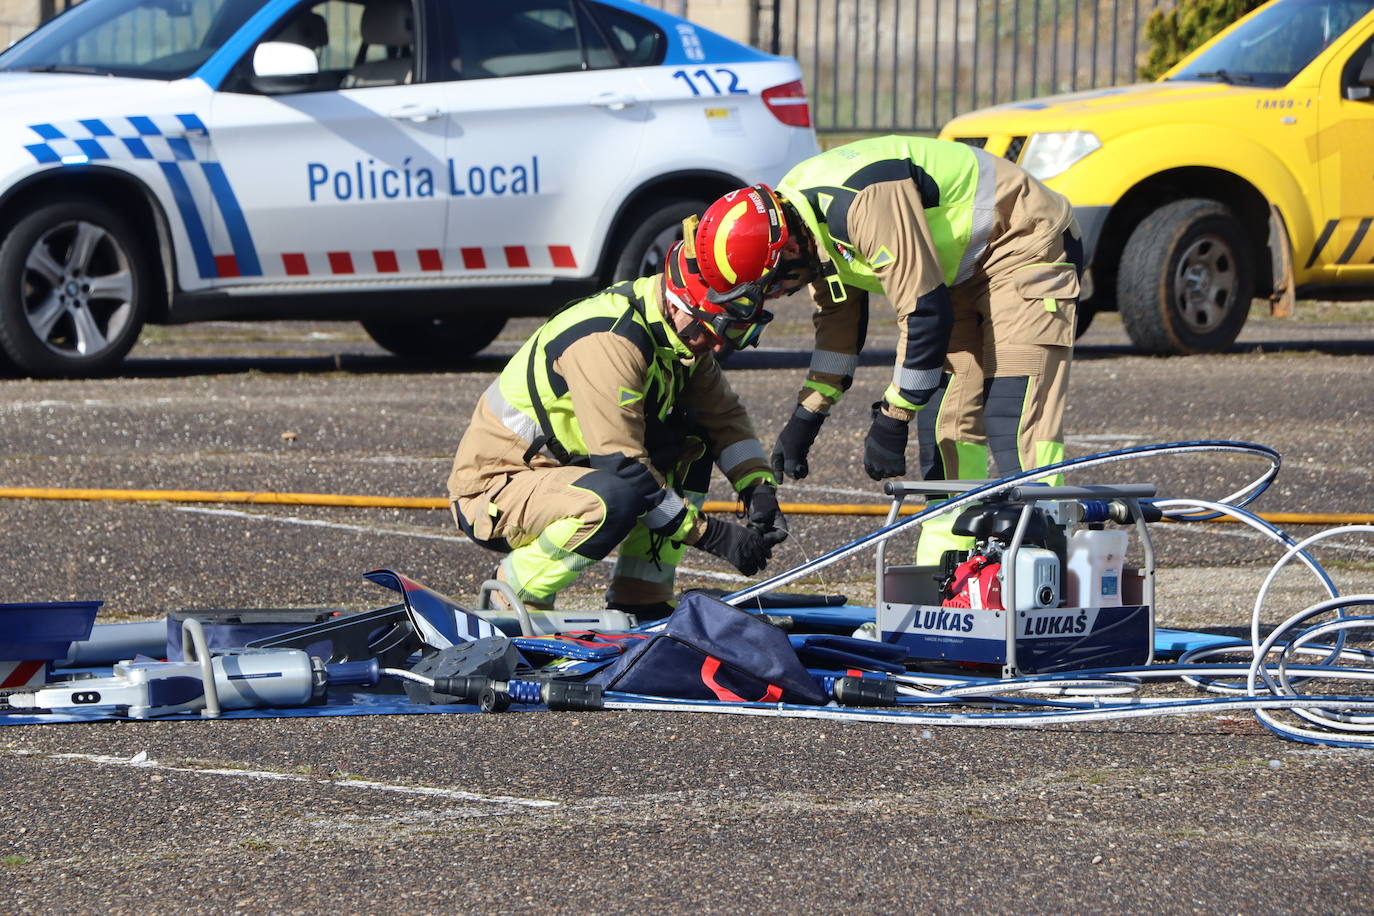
[788,634,909,674]
[591,592,826,704]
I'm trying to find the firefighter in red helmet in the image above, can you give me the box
[446,196,788,618]
[707,138,1083,566]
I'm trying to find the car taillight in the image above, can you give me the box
[761,80,811,128]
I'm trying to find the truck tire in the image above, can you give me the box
[361,314,507,361]
[606,197,708,283]
[0,197,150,376]
[1117,198,1253,355]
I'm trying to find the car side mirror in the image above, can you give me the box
[250,41,320,93]
[1346,55,1374,101]
[254,41,319,78]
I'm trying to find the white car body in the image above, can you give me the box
[0,0,818,373]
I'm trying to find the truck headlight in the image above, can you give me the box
[1019,131,1101,180]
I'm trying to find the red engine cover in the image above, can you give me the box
[942,555,1003,610]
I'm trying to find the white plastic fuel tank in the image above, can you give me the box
[1065,527,1129,608]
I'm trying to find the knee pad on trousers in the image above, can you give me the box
[916,375,951,481]
[570,468,649,561]
[983,375,1031,476]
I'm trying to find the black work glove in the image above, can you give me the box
[741,482,789,545]
[863,402,910,480]
[771,406,826,480]
[693,516,775,576]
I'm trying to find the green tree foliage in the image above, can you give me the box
[1138,0,1267,80]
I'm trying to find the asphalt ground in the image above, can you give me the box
[2,299,1374,913]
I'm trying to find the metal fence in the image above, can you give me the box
[758,0,1178,135]
[639,0,1181,135]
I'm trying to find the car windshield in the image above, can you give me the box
[0,0,263,80]
[1169,0,1373,87]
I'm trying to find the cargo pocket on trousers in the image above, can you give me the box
[455,474,510,545]
[1009,262,1080,347]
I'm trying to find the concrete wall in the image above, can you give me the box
[1,0,40,49]
[678,0,753,46]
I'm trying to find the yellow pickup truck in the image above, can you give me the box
[939,0,1374,354]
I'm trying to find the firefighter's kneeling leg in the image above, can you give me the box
[607,441,713,611]
[492,468,644,608]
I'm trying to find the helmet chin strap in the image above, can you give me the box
[778,195,847,302]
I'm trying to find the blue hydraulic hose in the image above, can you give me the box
[724,439,1281,607]
[605,440,1374,748]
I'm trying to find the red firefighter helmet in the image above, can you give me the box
[663,240,773,350]
[693,184,790,309]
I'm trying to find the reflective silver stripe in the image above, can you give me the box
[611,555,676,585]
[533,531,598,575]
[894,365,943,395]
[485,380,543,450]
[643,489,686,530]
[955,147,999,285]
[716,438,766,474]
[808,348,859,376]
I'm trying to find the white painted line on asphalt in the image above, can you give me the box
[777,483,887,498]
[171,505,468,542]
[2,397,179,410]
[7,749,558,808]
[169,505,749,581]
[172,499,1374,567]
[1066,434,1148,444]
[1157,523,1374,555]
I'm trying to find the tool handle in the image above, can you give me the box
[325,659,380,687]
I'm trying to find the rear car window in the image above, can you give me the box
[586,1,664,67]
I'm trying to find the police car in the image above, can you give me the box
[0,0,818,375]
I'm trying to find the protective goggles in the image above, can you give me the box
[663,279,773,351]
[706,306,774,350]
[705,263,787,311]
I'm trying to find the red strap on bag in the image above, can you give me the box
[700,656,783,703]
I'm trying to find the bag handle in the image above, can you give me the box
[700,656,782,703]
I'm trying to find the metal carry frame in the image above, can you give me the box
[876,480,1159,677]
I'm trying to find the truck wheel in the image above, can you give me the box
[0,198,150,376]
[606,198,708,283]
[360,315,506,361]
[1116,199,1253,355]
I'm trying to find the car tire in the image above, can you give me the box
[1116,198,1254,355]
[606,197,709,283]
[0,197,151,377]
[360,314,507,361]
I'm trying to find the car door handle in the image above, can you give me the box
[388,105,444,122]
[590,92,638,111]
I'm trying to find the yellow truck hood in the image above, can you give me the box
[942,80,1260,140]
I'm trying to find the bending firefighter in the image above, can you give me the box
[447,189,790,617]
[709,136,1083,564]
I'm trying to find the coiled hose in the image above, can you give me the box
[651,439,1374,748]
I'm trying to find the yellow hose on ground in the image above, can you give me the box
[1,486,1371,525]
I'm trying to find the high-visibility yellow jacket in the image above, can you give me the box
[448,275,772,543]
[778,135,1078,414]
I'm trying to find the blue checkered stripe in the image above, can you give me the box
[22,113,260,280]
[24,113,208,165]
